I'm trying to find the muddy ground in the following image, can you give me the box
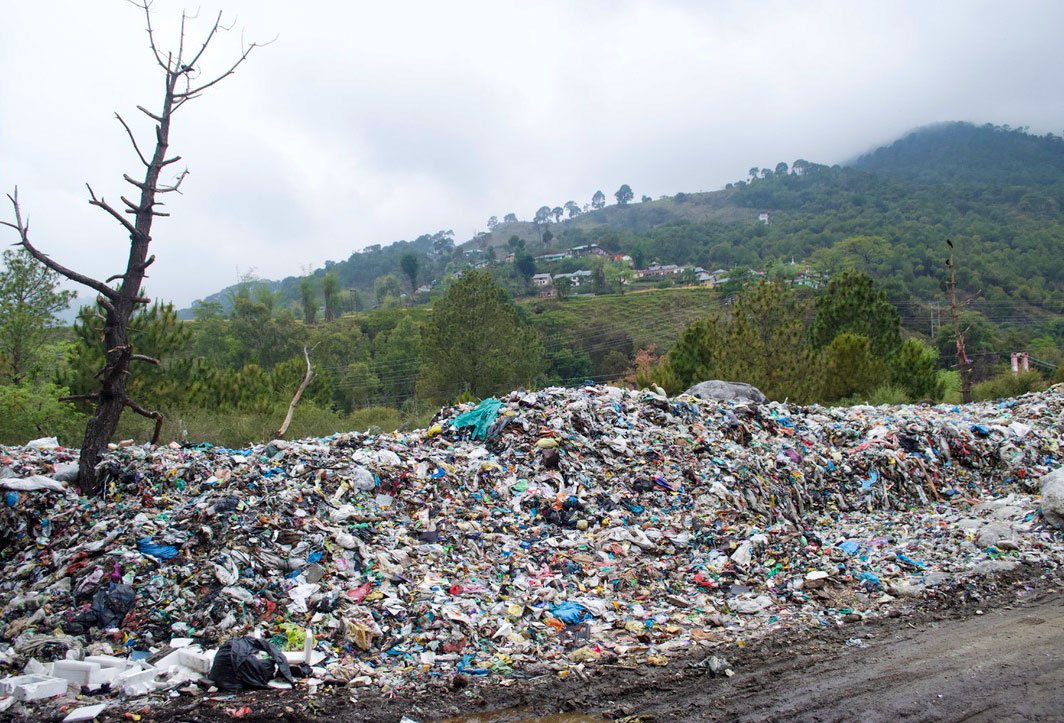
[104,565,1064,723]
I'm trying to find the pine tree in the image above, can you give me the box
[811,270,901,358]
[417,270,545,403]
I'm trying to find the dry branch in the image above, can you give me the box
[1,189,119,299]
[124,398,164,445]
[276,346,315,439]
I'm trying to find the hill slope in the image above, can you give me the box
[851,121,1064,186]
[185,122,1064,320]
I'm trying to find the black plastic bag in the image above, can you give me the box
[67,583,136,632]
[209,637,294,690]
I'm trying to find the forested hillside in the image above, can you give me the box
[190,122,1064,316]
[7,122,1064,447]
[851,122,1064,186]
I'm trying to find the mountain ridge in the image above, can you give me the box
[181,121,1064,318]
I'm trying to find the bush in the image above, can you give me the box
[890,338,943,400]
[0,384,86,446]
[938,370,961,404]
[972,370,1047,401]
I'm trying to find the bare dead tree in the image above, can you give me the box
[1,2,267,494]
[945,238,974,403]
[276,345,315,439]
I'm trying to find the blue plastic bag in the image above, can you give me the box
[137,537,179,560]
[549,601,592,624]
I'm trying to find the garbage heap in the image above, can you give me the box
[0,386,1062,712]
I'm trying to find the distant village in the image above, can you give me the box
[450,238,824,299]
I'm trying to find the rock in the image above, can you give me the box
[804,570,830,589]
[1038,468,1064,529]
[968,559,1020,576]
[682,380,767,404]
[729,595,772,614]
[975,521,1014,548]
[889,581,925,598]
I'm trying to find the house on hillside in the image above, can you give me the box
[532,273,553,288]
[536,252,570,263]
[569,244,608,257]
[637,263,682,279]
[758,212,770,224]
[553,269,592,288]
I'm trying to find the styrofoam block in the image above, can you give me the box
[284,649,326,666]
[62,702,108,722]
[176,649,213,675]
[117,668,160,697]
[0,674,68,701]
[53,660,107,685]
[84,655,133,670]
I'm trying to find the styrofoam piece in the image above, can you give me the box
[168,638,195,648]
[283,649,326,666]
[117,668,160,697]
[176,649,213,675]
[84,655,133,669]
[53,660,111,686]
[62,702,108,722]
[23,658,49,676]
[0,674,68,701]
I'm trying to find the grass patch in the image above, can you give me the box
[113,401,436,448]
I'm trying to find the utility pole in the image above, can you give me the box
[945,239,973,403]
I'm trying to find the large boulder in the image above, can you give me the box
[1039,467,1064,529]
[683,380,767,404]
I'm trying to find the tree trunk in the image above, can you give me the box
[3,3,263,495]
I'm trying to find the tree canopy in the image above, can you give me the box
[417,270,545,403]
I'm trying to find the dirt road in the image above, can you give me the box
[617,590,1064,722]
[442,584,1064,723]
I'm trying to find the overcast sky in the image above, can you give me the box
[2,0,1062,307]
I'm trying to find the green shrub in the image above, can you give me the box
[938,370,961,404]
[972,370,1046,401]
[0,384,86,446]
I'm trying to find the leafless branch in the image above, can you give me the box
[182,10,224,72]
[122,174,146,191]
[115,113,150,167]
[120,196,141,214]
[86,184,139,238]
[130,354,161,365]
[276,345,315,439]
[174,35,271,100]
[159,155,182,167]
[96,295,116,315]
[1,188,119,299]
[157,168,189,194]
[124,398,164,445]
[130,0,169,71]
[60,394,100,403]
[136,104,162,122]
[133,296,151,305]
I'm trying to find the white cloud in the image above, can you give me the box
[2,0,1062,305]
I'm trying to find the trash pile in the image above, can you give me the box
[0,385,1062,718]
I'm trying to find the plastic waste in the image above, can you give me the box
[208,637,294,690]
[450,397,503,440]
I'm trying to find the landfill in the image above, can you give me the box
[0,384,1062,719]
